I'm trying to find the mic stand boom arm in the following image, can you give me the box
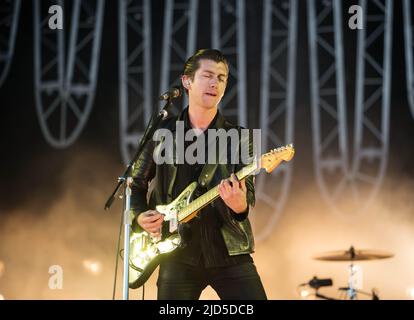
[104,99,174,300]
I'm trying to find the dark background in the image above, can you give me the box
[1,0,412,215]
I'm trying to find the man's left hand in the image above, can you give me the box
[218,173,248,214]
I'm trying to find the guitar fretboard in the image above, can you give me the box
[177,163,256,222]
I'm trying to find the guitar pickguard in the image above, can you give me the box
[156,181,197,232]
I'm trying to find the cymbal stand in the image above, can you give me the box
[346,246,358,300]
[347,263,357,300]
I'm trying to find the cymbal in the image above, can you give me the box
[313,246,394,261]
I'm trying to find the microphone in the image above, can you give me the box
[301,276,333,289]
[159,87,182,100]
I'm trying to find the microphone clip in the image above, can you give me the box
[159,86,182,101]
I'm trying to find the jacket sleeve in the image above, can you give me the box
[130,139,156,232]
[230,127,256,222]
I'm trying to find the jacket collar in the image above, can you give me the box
[171,106,225,132]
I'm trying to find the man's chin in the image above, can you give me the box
[205,98,221,107]
[200,103,218,110]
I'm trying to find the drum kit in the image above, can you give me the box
[299,246,394,300]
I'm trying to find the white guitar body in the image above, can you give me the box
[128,182,197,289]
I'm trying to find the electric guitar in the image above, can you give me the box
[128,144,295,288]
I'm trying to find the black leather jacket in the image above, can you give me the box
[130,108,256,256]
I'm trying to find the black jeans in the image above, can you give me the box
[157,259,267,300]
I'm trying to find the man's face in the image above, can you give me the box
[184,59,228,110]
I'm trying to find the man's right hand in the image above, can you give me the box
[137,210,164,237]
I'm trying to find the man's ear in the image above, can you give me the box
[182,76,191,90]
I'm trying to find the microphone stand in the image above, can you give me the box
[104,99,174,300]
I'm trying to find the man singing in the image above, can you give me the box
[131,49,267,300]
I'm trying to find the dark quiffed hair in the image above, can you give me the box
[183,49,229,81]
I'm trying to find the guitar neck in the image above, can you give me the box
[177,163,257,222]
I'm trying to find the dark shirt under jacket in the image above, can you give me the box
[168,108,252,268]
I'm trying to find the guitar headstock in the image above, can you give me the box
[260,144,295,173]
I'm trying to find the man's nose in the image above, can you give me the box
[209,78,218,87]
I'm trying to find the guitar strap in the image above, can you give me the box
[197,133,228,189]
[197,162,218,189]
